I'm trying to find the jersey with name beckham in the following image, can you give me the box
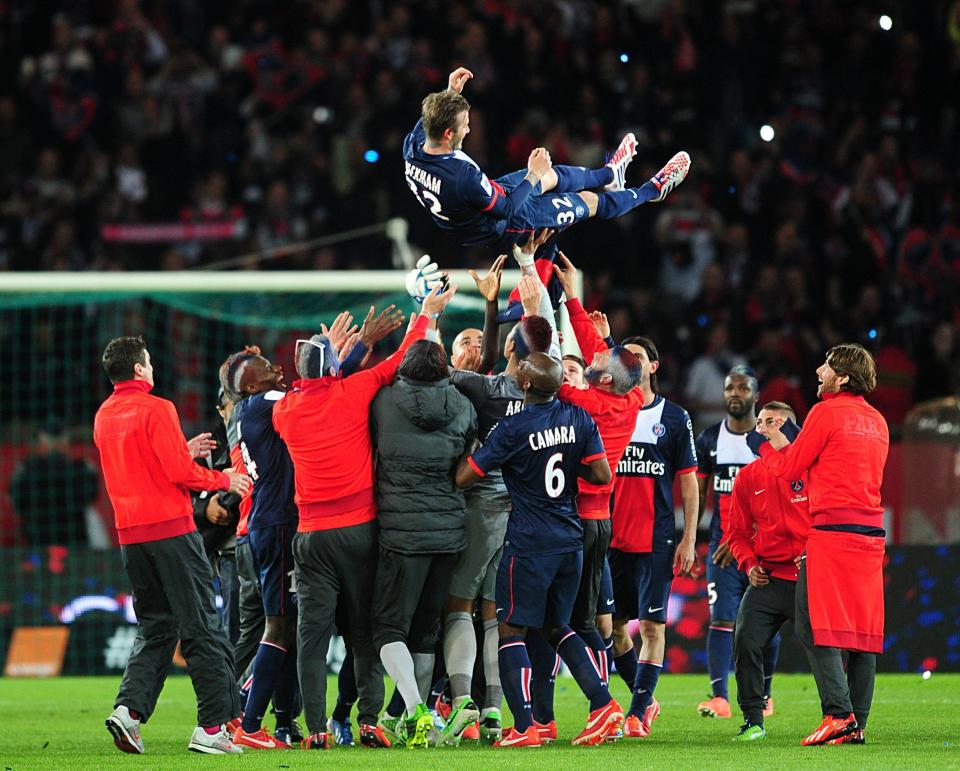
[468,400,604,557]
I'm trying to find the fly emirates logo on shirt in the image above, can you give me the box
[528,424,577,451]
[618,445,666,476]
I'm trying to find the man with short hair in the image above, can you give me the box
[95,336,251,756]
[562,355,587,388]
[727,402,811,741]
[217,346,300,750]
[442,257,553,745]
[370,339,477,748]
[750,345,889,746]
[456,353,622,748]
[609,335,699,738]
[533,253,643,742]
[404,68,690,252]
[695,365,780,719]
[273,288,454,750]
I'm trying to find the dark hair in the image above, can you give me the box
[761,400,796,422]
[102,336,147,383]
[398,340,448,382]
[512,315,553,360]
[219,346,260,401]
[421,90,470,141]
[296,334,338,380]
[622,335,660,392]
[562,354,586,369]
[726,364,759,393]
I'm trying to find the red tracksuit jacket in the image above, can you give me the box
[726,459,811,581]
[558,298,643,518]
[94,380,230,545]
[273,315,429,532]
[758,391,889,528]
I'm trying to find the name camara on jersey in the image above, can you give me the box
[527,424,577,451]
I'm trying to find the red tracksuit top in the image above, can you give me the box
[94,380,230,545]
[558,298,644,518]
[727,459,811,581]
[230,444,253,539]
[758,391,889,529]
[272,315,429,532]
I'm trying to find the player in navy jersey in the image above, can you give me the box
[609,336,700,738]
[218,347,301,750]
[404,67,690,253]
[695,365,780,719]
[456,353,623,748]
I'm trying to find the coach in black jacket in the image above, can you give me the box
[370,338,477,734]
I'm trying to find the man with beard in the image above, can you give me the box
[695,366,780,719]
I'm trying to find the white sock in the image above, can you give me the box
[444,611,477,701]
[379,642,421,716]
[412,652,435,704]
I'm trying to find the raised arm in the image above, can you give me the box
[758,404,831,480]
[468,254,506,374]
[552,252,606,361]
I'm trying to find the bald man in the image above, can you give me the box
[451,328,483,371]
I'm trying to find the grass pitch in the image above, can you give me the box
[1,673,957,769]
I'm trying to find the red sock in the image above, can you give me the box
[128,709,142,721]
[203,725,221,735]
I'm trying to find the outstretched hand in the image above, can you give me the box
[448,67,474,94]
[588,310,610,339]
[469,254,506,302]
[321,311,358,354]
[359,305,405,347]
[552,251,578,300]
[520,228,555,256]
[527,147,552,180]
[421,283,458,318]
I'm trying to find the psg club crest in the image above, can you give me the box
[652,422,666,437]
[790,479,804,492]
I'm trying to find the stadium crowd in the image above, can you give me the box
[1,0,959,433]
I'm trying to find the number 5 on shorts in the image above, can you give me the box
[707,581,717,606]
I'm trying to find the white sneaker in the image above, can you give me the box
[604,132,638,191]
[649,150,691,201]
[106,705,144,754]
[188,726,244,754]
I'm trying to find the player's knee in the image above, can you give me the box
[446,595,474,615]
[596,613,613,638]
[581,191,598,216]
[498,620,526,639]
[639,620,665,645]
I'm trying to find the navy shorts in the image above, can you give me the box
[598,554,616,616]
[248,524,297,617]
[609,548,674,624]
[496,548,582,629]
[494,170,591,249]
[706,542,748,622]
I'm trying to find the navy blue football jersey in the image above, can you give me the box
[612,396,698,553]
[695,419,755,544]
[233,390,298,531]
[403,119,535,247]
[469,399,605,556]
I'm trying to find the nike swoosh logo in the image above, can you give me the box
[606,599,615,605]
[709,450,718,456]
[496,608,504,613]
[754,489,765,495]
[242,736,281,748]
[647,606,663,613]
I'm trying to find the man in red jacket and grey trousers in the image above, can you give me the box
[273,284,456,749]
[94,336,251,755]
[727,401,811,741]
[749,344,889,747]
